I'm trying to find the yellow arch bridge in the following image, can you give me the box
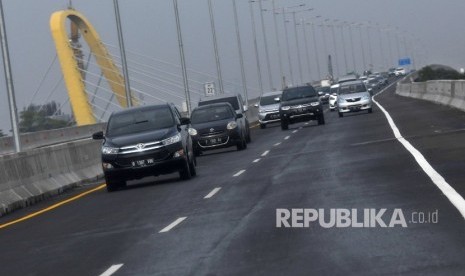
[50,9,137,126]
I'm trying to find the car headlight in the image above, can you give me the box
[102,146,119,155]
[162,133,181,145]
[259,109,266,114]
[362,95,370,100]
[310,101,320,106]
[281,106,290,111]
[188,128,197,136]
[227,121,238,130]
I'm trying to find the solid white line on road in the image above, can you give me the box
[204,187,222,199]
[253,158,261,163]
[373,90,465,219]
[159,217,187,233]
[261,150,270,157]
[233,170,246,177]
[284,135,290,140]
[99,264,124,276]
[274,142,281,146]
[292,130,298,134]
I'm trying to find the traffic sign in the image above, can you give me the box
[204,82,215,97]
[398,58,411,66]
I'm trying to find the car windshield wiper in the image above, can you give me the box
[135,120,149,124]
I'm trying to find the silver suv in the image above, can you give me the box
[337,80,373,117]
[255,90,282,129]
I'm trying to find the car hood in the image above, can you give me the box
[191,119,234,134]
[338,92,370,100]
[281,96,320,106]
[105,127,176,147]
[259,103,280,111]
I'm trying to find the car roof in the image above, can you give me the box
[199,93,241,102]
[339,80,364,86]
[192,102,234,111]
[262,91,283,97]
[110,103,171,116]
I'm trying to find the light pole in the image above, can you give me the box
[307,19,322,80]
[258,0,274,90]
[0,0,20,152]
[299,19,312,81]
[207,0,224,94]
[173,0,191,114]
[326,19,339,77]
[232,0,248,105]
[376,23,386,71]
[271,0,285,89]
[365,22,374,71]
[356,23,367,71]
[319,24,329,78]
[248,1,264,94]
[113,0,132,107]
[338,22,349,74]
[292,11,303,84]
[281,9,294,86]
[347,23,357,73]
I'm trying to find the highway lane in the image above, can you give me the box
[1,82,465,275]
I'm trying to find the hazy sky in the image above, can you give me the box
[1,0,464,134]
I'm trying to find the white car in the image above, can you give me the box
[337,80,373,117]
[329,84,339,111]
[395,67,406,76]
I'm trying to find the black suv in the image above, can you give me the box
[279,85,325,130]
[92,103,196,192]
[198,93,251,142]
[189,103,247,155]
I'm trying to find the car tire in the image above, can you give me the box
[260,123,266,129]
[189,155,196,177]
[318,115,325,125]
[246,126,251,143]
[338,112,343,118]
[368,108,373,113]
[281,119,289,130]
[237,134,247,151]
[179,159,192,180]
[106,180,125,192]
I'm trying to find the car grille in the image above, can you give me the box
[200,130,225,137]
[264,113,280,120]
[346,97,361,102]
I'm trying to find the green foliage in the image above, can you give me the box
[19,101,73,133]
[416,66,465,82]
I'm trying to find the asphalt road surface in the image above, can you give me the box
[1,81,465,275]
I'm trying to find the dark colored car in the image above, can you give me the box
[198,93,251,142]
[92,103,196,192]
[279,85,325,130]
[189,103,247,155]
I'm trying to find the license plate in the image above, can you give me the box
[209,138,220,144]
[131,158,154,167]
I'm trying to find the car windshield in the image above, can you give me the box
[191,106,234,124]
[107,106,174,136]
[338,84,367,95]
[282,87,317,101]
[199,97,239,111]
[317,86,330,93]
[260,95,280,105]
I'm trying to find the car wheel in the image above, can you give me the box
[338,112,343,118]
[106,180,125,192]
[281,119,289,130]
[179,159,192,180]
[260,123,266,129]
[318,115,325,125]
[368,108,373,113]
[246,127,251,143]
[237,134,247,151]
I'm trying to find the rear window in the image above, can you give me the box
[199,97,239,111]
[107,106,174,136]
[260,95,280,106]
[191,105,234,124]
[282,86,317,101]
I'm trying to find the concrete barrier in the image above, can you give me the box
[396,80,465,112]
[0,123,106,155]
[0,139,103,216]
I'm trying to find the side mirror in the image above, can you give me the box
[92,131,104,140]
[243,105,248,112]
[236,113,244,119]
[254,103,259,108]
[318,91,324,96]
[274,97,281,103]
[180,117,191,125]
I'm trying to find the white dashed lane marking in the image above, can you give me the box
[292,130,298,134]
[99,264,124,276]
[253,158,261,163]
[284,136,290,140]
[204,187,221,199]
[233,170,246,177]
[274,142,281,146]
[159,217,187,233]
[261,150,270,157]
